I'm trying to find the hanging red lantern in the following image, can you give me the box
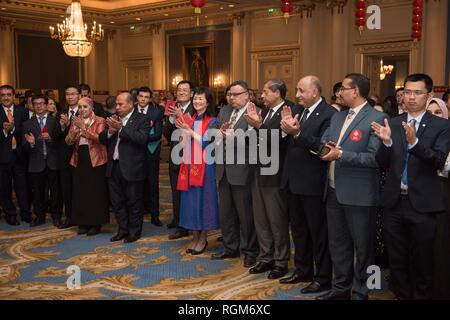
[411,0,423,41]
[190,0,206,26]
[280,0,293,24]
[354,0,367,35]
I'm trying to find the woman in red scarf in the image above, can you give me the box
[176,87,219,255]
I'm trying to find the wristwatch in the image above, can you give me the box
[293,129,301,139]
[337,149,343,160]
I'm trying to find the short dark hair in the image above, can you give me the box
[137,86,153,97]
[333,82,343,95]
[266,79,287,100]
[32,94,48,104]
[176,80,193,91]
[229,80,250,92]
[404,73,434,93]
[65,84,81,94]
[193,87,214,116]
[443,89,450,103]
[345,73,370,99]
[395,87,404,94]
[78,83,91,93]
[24,89,36,98]
[0,84,15,94]
[105,96,116,110]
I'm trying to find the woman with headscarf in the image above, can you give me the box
[426,97,450,299]
[65,97,110,236]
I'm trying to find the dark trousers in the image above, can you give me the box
[287,191,332,285]
[108,161,144,237]
[384,196,437,300]
[59,164,73,219]
[0,154,30,219]
[30,166,61,219]
[326,187,376,298]
[169,160,185,231]
[144,155,160,217]
[218,175,258,258]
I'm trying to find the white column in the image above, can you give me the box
[151,24,166,90]
[231,13,245,83]
[0,20,15,85]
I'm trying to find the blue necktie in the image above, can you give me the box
[39,116,47,158]
[401,119,417,186]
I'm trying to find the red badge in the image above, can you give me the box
[349,129,362,142]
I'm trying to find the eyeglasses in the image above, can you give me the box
[338,86,355,92]
[66,92,79,96]
[403,89,428,96]
[177,89,191,93]
[0,93,13,97]
[227,91,248,98]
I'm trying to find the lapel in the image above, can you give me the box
[234,107,247,130]
[340,104,370,145]
[265,103,285,129]
[0,106,7,121]
[13,105,21,121]
[398,113,408,152]
[125,110,137,128]
[31,116,40,134]
[302,101,324,131]
[415,111,431,139]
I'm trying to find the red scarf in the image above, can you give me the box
[177,113,212,191]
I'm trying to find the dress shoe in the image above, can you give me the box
[30,218,46,227]
[77,226,89,235]
[151,216,163,227]
[301,281,332,294]
[316,290,351,300]
[166,221,177,229]
[249,261,274,274]
[21,216,32,223]
[58,219,74,229]
[124,234,140,243]
[243,256,257,268]
[86,226,101,236]
[211,251,240,260]
[110,233,128,242]
[279,273,313,284]
[6,217,20,226]
[267,266,288,279]
[168,229,189,240]
[191,241,208,255]
[52,216,62,228]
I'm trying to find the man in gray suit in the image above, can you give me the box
[317,73,385,300]
[211,80,259,268]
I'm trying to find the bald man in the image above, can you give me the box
[99,92,150,243]
[279,76,335,293]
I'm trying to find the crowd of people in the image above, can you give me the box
[1,72,450,300]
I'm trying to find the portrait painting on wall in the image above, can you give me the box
[182,42,213,88]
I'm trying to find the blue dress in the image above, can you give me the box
[179,115,220,231]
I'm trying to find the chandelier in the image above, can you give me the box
[49,0,104,57]
[379,58,394,81]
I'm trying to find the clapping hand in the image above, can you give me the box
[320,141,341,161]
[168,104,183,118]
[24,132,35,145]
[219,121,233,139]
[402,120,417,145]
[3,118,14,132]
[106,115,122,135]
[243,102,262,129]
[72,116,84,130]
[371,119,392,144]
[280,113,300,136]
[59,113,68,128]
[175,115,191,131]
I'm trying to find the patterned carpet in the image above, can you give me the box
[0,157,394,300]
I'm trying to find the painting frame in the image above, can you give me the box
[182,41,214,88]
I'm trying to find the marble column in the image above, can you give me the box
[151,23,165,90]
[231,13,245,83]
[0,19,15,85]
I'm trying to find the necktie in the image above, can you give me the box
[401,119,417,187]
[140,108,145,114]
[347,110,356,120]
[264,108,274,124]
[6,108,16,149]
[39,116,47,157]
[70,110,75,121]
[229,109,239,127]
[300,109,310,126]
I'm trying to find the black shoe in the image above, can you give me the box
[6,217,20,226]
[21,216,32,223]
[58,219,73,229]
[52,216,62,228]
[124,234,140,243]
[166,221,177,229]
[316,290,351,300]
[30,217,46,227]
[301,281,332,294]
[279,273,313,284]
[168,229,189,240]
[86,226,101,236]
[77,226,89,235]
[211,251,240,260]
[243,256,257,268]
[249,261,274,274]
[110,233,128,242]
[151,216,163,227]
[191,241,208,255]
[268,266,288,279]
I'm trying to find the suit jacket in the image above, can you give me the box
[321,103,386,206]
[376,112,450,213]
[137,104,163,159]
[281,100,337,196]
[215,104,258,186]
[0,104,29,164]
[66,115,108,168]
[22,115,61,172]
[99,110,150,182]
[57,110,79,167]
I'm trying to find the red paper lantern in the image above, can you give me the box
[411,0,423,41]
[280,1,293,23]
[190,0,206,26]
[354,1,367,34]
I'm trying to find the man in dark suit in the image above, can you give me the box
[99,92,149,243]
[163,80,195,240]
[0,84,31,225]
[211,80,259,268]
[79,83,109,118]
[57,84,80,229]
[278,76,335,293]
[244,79,297,279]
[372,73,450,300]
[318,73,385,300]
[136,86,163,227]
[22,94,62,227]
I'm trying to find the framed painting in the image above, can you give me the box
[182,41,214,88]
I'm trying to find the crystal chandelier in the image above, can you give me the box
[49,0,104,57]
